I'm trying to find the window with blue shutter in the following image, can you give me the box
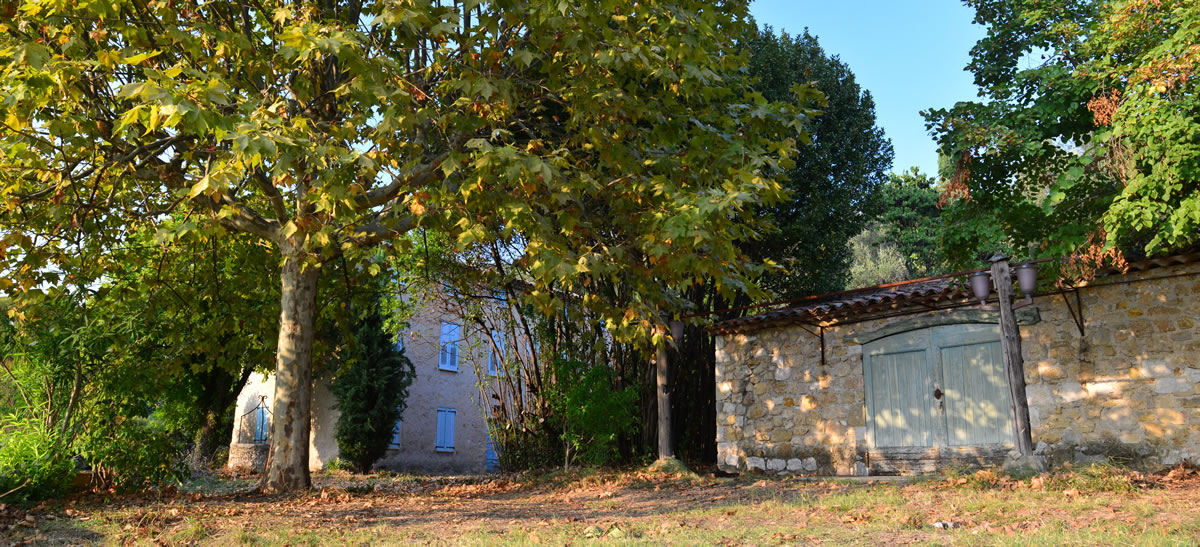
[435,408,456,452]
[439,322,460,371]
[487,330,505,376]
[389,406,403,448]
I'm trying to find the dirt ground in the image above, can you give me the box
[4,464,1200,545]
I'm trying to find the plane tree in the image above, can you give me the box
[0,0,813,491]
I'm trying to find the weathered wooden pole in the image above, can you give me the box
[989,254,1036,457]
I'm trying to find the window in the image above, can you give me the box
[254,405,269,444]
[487,330,505,376]
[486,436,500,472]
[439,323,460,371]
[435,408,456,452]
[389,409,402,448]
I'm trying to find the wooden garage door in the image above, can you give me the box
[864,324,1014,454]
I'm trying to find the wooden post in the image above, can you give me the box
[990,255,1035,457]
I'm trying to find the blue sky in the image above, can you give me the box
[748,0,987,176]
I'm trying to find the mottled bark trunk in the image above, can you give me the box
[190,364,253,470]
[656,341,673,460]
[263,255,319,493]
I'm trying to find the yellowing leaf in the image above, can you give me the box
[122,50,162,65]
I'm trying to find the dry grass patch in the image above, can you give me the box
[3,464,1199,545]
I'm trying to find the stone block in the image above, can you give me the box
[1178,396,1200,408]
[1155,377,1191,394]
[746,457,765,471]
[1026,384,1054,408]
[1137,360,1173,378]
[1121,429,1145,444]
[1056,382,1086,403]
[1157,408,1186,426]
[1101,406,1138,429]
[803,457,818,471]
[1038,362,1067,381]
[787,458,803,471]
[1086,381,1121,398]
[847,408,866,427]
[800,395,819,411]
[767,458,786,471]
[775,367,792,381]
[771,429,793,443]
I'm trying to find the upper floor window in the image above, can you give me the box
[439,322,460,371]
[487,330,506,376]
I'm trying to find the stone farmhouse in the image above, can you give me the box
[228,286,519,474]
[712,253,1200,476]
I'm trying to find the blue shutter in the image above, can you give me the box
[488,331,505,376]
[436,408,456,451]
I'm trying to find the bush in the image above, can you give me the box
[76,416,185,492]
[546,358,638,467]
[0,416,74,504]
[330,308,416,473]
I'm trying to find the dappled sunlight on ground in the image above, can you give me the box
[5,464,1200,545]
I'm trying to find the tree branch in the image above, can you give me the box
[251,170,289,222]
[354,158,445,210]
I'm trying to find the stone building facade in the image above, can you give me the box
[713,256,1200,476]
[228,287,513,474]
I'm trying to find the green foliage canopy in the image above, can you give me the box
[0,0,814,490]
[925,0,1200,270]
[743,25,894,297]
[870,169,946,278]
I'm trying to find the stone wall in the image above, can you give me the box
[715,262,1200,475]
[227,443,269,473]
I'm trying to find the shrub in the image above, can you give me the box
[0,416,74,504]
[76,416,186,492]
[546,358,638,467]
[330,308,416,473]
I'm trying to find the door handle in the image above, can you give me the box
[933,388,944,400]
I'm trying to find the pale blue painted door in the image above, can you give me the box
[863,324,1014,450]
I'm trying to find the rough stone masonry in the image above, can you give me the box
[715,261,1200,475]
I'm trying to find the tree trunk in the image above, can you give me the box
[190,365,253,471]
[656,339,673,460]
[991,258,1035,456]
[191,414,218,470]
[263,254,320,493]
